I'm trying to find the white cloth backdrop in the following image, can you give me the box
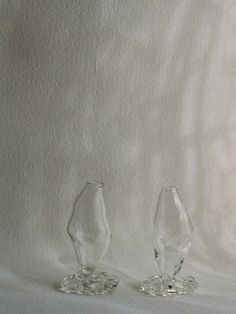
[0,0,236,313]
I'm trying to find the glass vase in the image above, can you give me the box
[140,186,197,296]
[60,180,119,295]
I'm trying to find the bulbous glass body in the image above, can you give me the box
[67,180,111,269]
[140,186,197,297]
[153,186,193,276]
[60,180,118,295]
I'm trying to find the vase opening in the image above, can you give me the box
[86,180,104,188]
[162,186,177,192]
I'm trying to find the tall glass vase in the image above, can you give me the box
[60,180,119,295]
[140,186,197,296]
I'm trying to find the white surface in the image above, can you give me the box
[0,0,236,313]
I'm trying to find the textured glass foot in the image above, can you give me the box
[60,269,119,295]
[140,274,197,297]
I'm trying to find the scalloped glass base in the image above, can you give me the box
[139,274,197,297]
[60,269,119,295]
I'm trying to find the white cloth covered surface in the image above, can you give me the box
[0,0,236,313]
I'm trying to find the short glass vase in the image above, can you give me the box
[60,180,119,295]
[140,186,197,297]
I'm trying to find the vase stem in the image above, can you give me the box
[81,265,96,273]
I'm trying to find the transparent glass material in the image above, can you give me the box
[60,180,119,295]
[140,186,197,296]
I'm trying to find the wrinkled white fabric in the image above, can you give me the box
[0,0,236,313]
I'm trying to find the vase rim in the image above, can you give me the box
[86,180,104,188]
[162,186,177,192]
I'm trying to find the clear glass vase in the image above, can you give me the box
[60,180,119,295]
[140,186,197,297]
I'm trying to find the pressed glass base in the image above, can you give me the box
[60,269,119,295]
[139,274,197,297]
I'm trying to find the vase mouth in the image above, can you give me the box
[86,180,104,188]
[162,186,177,192]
